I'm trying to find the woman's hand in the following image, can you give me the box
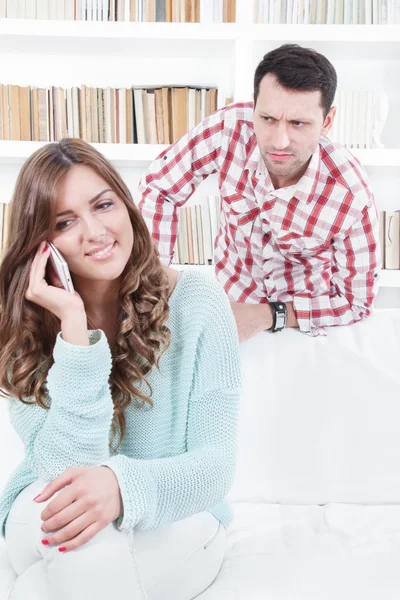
[26,241,84,321]
[26,241,89,345]
[35,466,123,553]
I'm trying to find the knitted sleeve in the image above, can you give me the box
[8,330,113,480]
[102,279,242,531]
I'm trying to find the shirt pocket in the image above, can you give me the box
[221,184,264,270]
[274,229,332,264]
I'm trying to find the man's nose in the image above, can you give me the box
[271,123,290,150]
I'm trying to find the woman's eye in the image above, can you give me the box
[55,219,73,231]
[96,201,113,210]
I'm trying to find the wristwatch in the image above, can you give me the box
[268,301,287,332]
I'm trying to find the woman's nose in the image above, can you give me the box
[83,216,107,241]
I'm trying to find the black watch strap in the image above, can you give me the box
[268,301,287,332]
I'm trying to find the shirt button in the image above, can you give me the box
[266,276,270,280]
[268,295,272,299]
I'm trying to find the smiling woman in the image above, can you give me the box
[0,139,241,600]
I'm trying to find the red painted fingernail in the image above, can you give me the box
[42,539,49,545]
[33,494,41,501]
[58,547,67,553]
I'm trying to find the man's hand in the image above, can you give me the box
[230,302,273,342]
[34,466,123,553]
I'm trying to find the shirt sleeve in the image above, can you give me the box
[8,331,114,480]
[137,107,227,265]
[292,194,380,337]
[101,280,242,531]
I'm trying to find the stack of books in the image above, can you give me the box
[329,90,388,149]
[380,211,400,270]
[1,0,236,22]
[171,196,221,265]
[254,0,400,24]
[0,85,218,144]
[0,202,10,260]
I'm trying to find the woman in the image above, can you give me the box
[0,139,241,600]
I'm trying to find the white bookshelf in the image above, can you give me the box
[0,141,398,168]
[0,1,399,302]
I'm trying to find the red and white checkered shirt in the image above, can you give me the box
[138,102,380,336]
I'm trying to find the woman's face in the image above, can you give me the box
[51,164,134,284]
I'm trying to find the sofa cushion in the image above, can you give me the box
[198,502,400,599]
[3,502,400,600]
[227,309,400,505]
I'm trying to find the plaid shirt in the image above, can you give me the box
[138,102,380,336]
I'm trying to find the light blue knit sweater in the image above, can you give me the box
[0,270,242,537]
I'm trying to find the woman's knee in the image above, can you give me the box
[7,480,52,529]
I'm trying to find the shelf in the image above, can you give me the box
[0,19,237,57]
[0,141,169,166]
[353,149,400,167]
[249,24,400,42]
[380,270,400,288]
[0,20,399,43]
[0,142,399,168]
[0,19,239,39]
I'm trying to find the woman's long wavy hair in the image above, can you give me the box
[0,138,171,451]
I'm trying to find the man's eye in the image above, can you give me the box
[262,116,273,122]
[292,121,304,127]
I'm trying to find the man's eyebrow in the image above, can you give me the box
[259,111,311,122]
[56,189,113,217]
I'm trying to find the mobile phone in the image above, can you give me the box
[47,241,75,293]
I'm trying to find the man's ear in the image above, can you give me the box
[321,106,336,136]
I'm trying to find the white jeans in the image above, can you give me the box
[4,480,226,600]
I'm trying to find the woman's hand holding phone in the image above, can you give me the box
[26,241,89,346]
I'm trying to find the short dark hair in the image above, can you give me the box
[254,44,337,118]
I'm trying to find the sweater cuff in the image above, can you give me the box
[101,455,157,531]
[50,329,112,382]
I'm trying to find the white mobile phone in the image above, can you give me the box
[47,241,75,293]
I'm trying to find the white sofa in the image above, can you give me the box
[2,308,400,599]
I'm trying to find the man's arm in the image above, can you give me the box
[292,197,380,337]
[231,193,379,342]
[230,301,298,343]
[138,107,227,265]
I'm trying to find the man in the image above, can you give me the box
[138,44,380,340]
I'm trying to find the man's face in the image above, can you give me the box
[253,73,335,188]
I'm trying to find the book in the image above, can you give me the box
[38,87,48,141]
[26,0,37,18]
[171,87,188,142]
[154,88,165,144]
[379,211,386,269]
[6,0,18,18]
[19,86,31,141]
[10,85,21,141]
[385,212,400,269]
[156,0,167,21]
[125,88,133,143]
[133,88,146,144]
[144,89,157,144]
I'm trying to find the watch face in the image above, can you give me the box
[274,303,287,331]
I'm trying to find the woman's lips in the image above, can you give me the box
[85,242,117,261]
